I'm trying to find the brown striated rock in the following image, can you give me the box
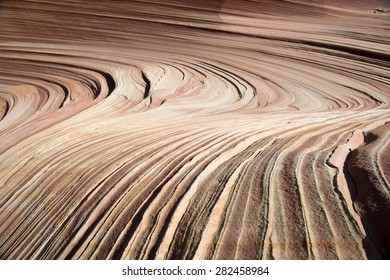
[0,0,389,259]
[348,123,390,258]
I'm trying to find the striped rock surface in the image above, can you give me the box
[0,0,389,259]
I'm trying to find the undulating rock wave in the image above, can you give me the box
[0,0,389,259]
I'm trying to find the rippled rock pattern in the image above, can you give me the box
[0,0,389,260]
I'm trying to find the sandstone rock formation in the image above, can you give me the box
[0,0,389,259]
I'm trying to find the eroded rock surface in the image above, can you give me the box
[0,0,389,259]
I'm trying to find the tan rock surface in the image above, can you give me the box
[0,0,389,259]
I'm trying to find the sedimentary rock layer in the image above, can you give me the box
[0,0,389,259]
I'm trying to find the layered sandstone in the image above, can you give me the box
[0,0,389,259]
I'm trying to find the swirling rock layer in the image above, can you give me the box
[0,0,389,259]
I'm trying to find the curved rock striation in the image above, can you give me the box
[0,0,389,259]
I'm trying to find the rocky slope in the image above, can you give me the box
[0,0,389,259]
